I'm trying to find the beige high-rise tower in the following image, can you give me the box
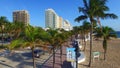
[13,10,30,25]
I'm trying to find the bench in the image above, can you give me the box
[93,51,100,61]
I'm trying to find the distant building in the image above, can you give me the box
[63,20,72,31]
[45,9,58,29]
[13,10,30,26]
[45,8,72,30]
[59,17,63,28]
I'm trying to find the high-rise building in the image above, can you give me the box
[45,8,59,29]
[45,8,72,30]
[13,10,30,25]
[56,15,60,28]
[59,17,63,28]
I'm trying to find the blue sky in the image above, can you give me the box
[0,0,120,31]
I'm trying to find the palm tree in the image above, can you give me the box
[93,0,118,29]
[0,16,9,46]
[57,33,65,67]
[24,25,45,68]
[12,22,25,39]
[57,30,69,67]
[82,21,91,51]
[46,29,59,68]
[8,25,46,68]
[73,26,81,39]
[94,26,117,60]
[0,16,8,27]
[4,22,12,37]
[4,21,25,41]
[75,0,118,66]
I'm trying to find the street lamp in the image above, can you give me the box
[74,40,78,68]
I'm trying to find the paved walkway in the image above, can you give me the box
[0,46,72,68]
[42,46,73,68]
[0,39,74,68]
[0,50,51,68]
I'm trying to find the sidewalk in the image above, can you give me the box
[0,40,73,68]
[42,46,73,68]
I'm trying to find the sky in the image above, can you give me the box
[0,0,120,31]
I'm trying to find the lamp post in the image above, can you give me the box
[74,40,78,68]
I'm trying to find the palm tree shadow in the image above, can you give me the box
[0,62,14,68]
[16,61,33,68]
[6,53,24,62]
[61,60,72,68]
[6,52,32,62]
[1,52,33,68]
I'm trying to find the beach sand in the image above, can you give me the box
[78,38,120,68]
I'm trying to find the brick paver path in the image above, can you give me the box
[42,46,73,68]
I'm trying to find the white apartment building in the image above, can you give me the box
[45,8,72,30]
[45,8,59,29]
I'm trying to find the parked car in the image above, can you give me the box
[34,49,44,58]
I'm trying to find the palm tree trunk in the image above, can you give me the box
[53,47,55,68]
[82,34,84,46]
[97,16,102,29]
[104,50,106,60]
[88,19,93,67]
[103,39,107,61]
[83,34,86,51]
[60,46,62,67]
[84,39,87,51]
[32,48,36,68]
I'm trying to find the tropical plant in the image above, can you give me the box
[0,16,9,46]
[46,29,59,68]
[8,25,47,68]
[94,26,117,60]
[0,16,9,28]
[73,26,81,39]
[82,21,91,51]
[75,0,118,66]
[24,25,45,68]
[57,30,70,67]
[3,21,25,42]
[12,22,25,39]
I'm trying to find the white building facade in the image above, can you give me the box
[45,9,59,29]
[45,8,72,30]
[63,20,72,31]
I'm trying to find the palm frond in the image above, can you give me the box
[78,7,85,13]
[103,13,118,19]
[8,39,24,50]
[75,15,88,22]
[83,0,89,9]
